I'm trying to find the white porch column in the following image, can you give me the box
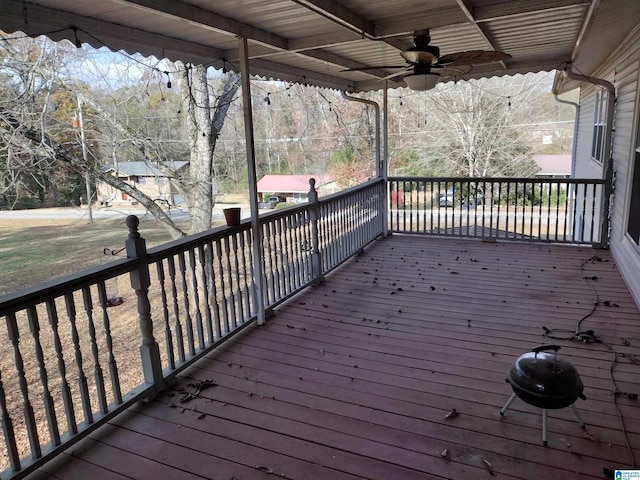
[238,36,266,325]
[382,82,389,236]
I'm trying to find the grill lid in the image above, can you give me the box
[507,345,584,406]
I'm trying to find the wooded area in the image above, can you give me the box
[0,32,575,236]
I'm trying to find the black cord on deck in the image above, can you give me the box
[542,253,637,468]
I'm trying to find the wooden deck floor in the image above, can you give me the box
[31,236,640,480]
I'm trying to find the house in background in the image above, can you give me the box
[257,174,336,203]
[532,154,572,178]
[96,161,187,206]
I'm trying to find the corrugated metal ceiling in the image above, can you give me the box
[0,0,638,93]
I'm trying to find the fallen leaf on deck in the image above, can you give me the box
[482,458,495,475]
[583,431,599,442]
[445,408,459,419]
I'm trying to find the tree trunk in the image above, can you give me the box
[180,66,239,235]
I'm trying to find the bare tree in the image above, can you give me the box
[414,76,544,177]
[178,63,239,234]
[1,33,240,238]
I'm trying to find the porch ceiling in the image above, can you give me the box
[1,0,638,93]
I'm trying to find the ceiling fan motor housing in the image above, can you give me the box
[413,31,440,62]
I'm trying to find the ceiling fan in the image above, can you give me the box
[344,29,511,91]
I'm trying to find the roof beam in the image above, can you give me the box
[290,0,377,37]
[246,57,356,92]
[454,0,508,69]
[226,46,399,82]
[225,30,364,62]
[109,0,402,83]
[114,0,288,50]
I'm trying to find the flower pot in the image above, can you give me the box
[223,207,241,226]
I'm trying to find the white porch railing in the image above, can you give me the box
[0,178,385,479]
[0,170,612,478]
[389,165,613,247]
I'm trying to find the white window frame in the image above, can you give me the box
[591,88,609,164]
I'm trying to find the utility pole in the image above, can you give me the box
[76,96,93,223]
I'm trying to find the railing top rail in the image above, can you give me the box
[254,201,313,222]
[147,200,320,262]
[317,178,385,205]
[0,256,137,315]
[389,176,606,184]
[145,222,252,261]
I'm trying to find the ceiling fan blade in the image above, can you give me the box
[342,65,406,72]
[438,50,511,66]
[380,70,411,81]
[400,50,438,64]
[432,64,473,76]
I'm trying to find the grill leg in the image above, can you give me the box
[499,393,517,416]
[542,409,548,446]
[570,404,586,429]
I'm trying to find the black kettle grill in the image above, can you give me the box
[499,345,586,445]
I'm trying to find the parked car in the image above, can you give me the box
[439,192,454,207]
[439,190,485,208]
[258,195,286,209]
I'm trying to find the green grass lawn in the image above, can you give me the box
[0,217,184,296]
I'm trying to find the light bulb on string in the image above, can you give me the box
[265,93,271,105]
[71,26,81,48]
[164,71,171,89]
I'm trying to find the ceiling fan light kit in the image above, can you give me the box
[404,72,440,91]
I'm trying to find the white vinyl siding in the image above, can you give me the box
[573,25,640,307]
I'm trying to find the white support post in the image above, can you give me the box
[382,82,389,237]
[308,178,323,285]
[238,37,266,325]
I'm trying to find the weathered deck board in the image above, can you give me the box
[29,236,640,479]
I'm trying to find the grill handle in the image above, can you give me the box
[532,345,561,354]
[532,344,561,362]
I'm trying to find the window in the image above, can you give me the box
[591,88,610,163]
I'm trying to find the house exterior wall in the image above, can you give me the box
[574,25,640,306]
[96,175,180,205]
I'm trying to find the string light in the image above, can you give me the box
[164,71,171,88]
[71,26,81,48]
[264,93,271,105]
